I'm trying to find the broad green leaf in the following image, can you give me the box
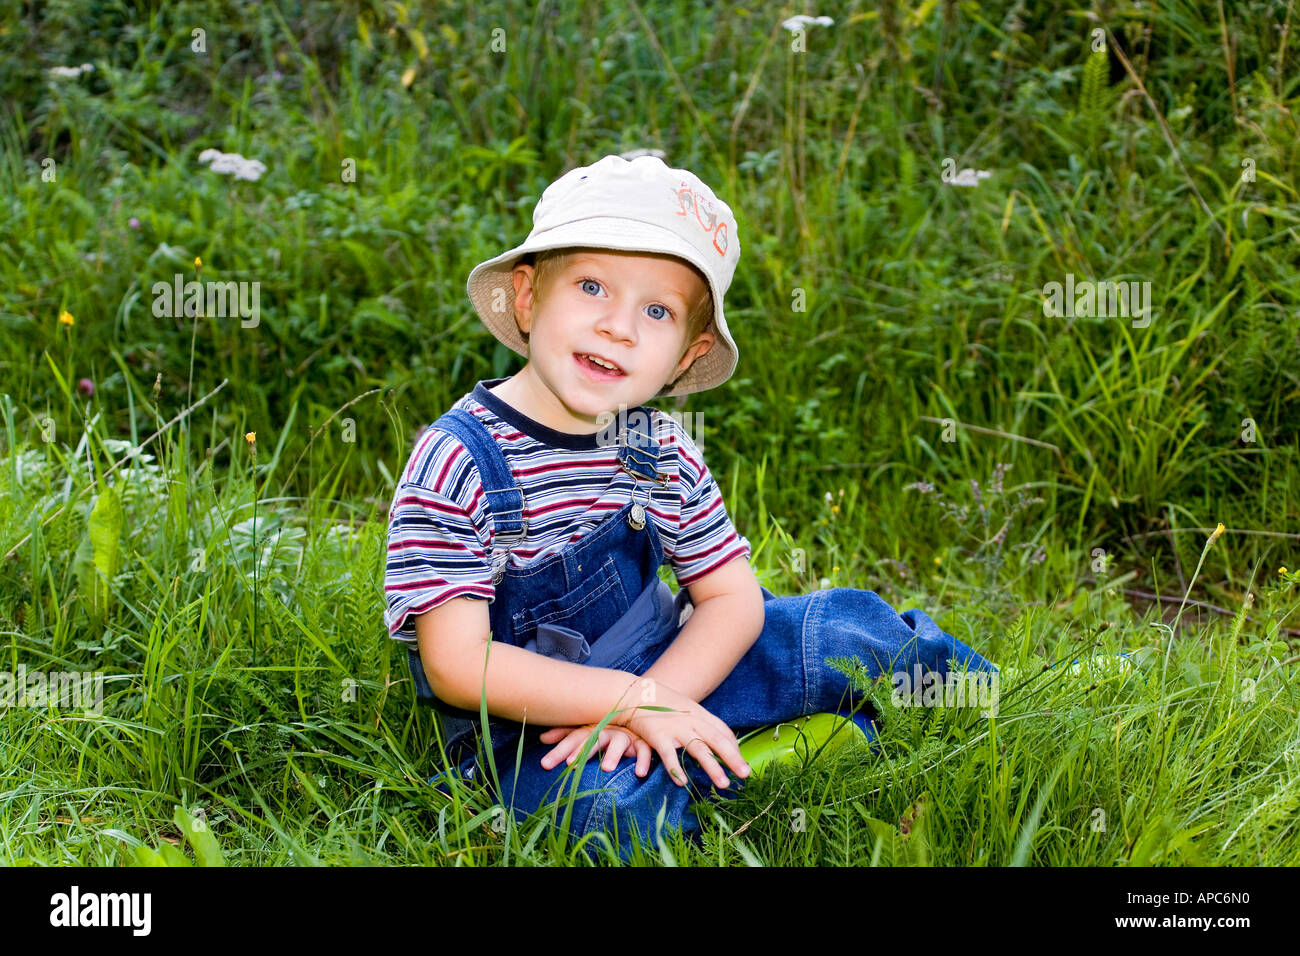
[174,805,227,867]
[157,842,193,867]
[127,844,170,867]
[74,487,122,617]
[89,486,123,585]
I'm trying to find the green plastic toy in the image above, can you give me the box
[737,712,871,775]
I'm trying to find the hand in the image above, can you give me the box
[614,682,751,790]
[538,722,654,777]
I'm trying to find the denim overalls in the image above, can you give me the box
[407,403,998,862]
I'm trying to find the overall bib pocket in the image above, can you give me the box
[510,553,632,649]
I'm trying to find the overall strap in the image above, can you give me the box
[427,407,526,581]
[614,406,668,486]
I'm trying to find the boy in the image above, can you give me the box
[385,154,996,860]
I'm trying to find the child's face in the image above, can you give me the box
[506,250,714,432]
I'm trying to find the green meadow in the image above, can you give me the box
[1,0,1297,865]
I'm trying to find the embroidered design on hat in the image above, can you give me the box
[671,185,729,257]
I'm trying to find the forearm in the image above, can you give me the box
[435,640,645,727]
[639,589,765,704]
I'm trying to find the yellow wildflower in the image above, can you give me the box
[195,256,202,269]
[1209,522,1225,544]
[1280,567,1289,576]
[245,431,256,445]
[58,310,74,326]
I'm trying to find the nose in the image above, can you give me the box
[594,299,639,344]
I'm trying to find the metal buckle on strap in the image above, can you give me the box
[488,488,527,539]
[618,456,669,487]
[489,488,525,582]
[618,424,667,482]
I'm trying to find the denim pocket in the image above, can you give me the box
[510,554,631,647]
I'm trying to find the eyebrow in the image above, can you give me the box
[567,257,693,308]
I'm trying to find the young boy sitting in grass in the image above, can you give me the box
[385,153,996,860]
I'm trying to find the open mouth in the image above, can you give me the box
[574,352,625,378]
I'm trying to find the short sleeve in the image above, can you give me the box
[669,430,751,587]
[384,480,494,643]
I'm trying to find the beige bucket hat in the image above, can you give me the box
[465,153,741,397]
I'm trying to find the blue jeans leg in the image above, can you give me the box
[450,587,996,861]
[696,587,997,729]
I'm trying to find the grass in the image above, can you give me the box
[0,0,1298,865]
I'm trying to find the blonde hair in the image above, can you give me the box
[519,247,714,362]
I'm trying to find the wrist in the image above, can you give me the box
[610,671,651,727]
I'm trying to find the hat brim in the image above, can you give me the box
[466,217,738,398]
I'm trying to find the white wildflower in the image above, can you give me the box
[198,148,268,182]
[946,168,993,187]
[48,63,94,78]
[782,15,834,33]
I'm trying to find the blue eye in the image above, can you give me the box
[578,278,673,320]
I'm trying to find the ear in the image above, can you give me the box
[511,262,537,335]
[668,330,715,383]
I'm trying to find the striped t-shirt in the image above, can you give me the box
[384,378,751,644]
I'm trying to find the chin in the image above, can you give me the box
[553,383,621,417]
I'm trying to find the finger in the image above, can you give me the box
[597,731,617,770]
[565,728,599,765]
[546,730,588,769]
[705,717,740,751]
[634,740,652,777]
[548,731,586,769]
[656,744,688,787]
[700,710,740,747]
[713,735,753,781]
[540,741,569,770]
[685,738,730,789]
[697,724,749,780]
[602,731,628,771]
[539,726,576,743]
